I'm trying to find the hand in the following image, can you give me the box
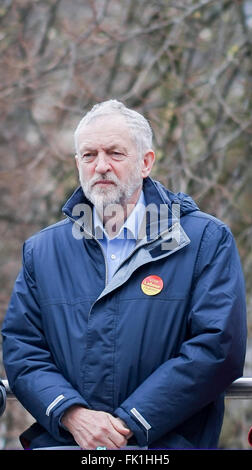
[61,405,132,449]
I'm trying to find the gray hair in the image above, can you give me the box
[74,99,153,158]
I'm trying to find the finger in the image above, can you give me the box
[69,411,128,449]
[85,419,127,449]
[106,427,128,448]
[82,430,126,450]
[104,418,129,448]
[105,433,128,449]
[108,415,131,435]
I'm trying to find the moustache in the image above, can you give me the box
[91,175,118,186]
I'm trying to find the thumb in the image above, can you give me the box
[108,415,131,436]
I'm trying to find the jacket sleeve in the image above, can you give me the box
[2,241,90,443]
[114,223,247,446]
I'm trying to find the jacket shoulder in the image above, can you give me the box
[187,210,232,235]
[182,211,235,262]
[20,218,71,277]
[189,210,227,225]
[24,218,71,248]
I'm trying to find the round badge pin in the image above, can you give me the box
[141,275,164,296]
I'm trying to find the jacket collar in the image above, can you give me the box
[62,177,196,298]
[62,176,199,241]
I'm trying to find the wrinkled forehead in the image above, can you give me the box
[76,114,137,153]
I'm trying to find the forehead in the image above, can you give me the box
[76,115,136,151]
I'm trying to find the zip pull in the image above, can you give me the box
[130,407,151,445]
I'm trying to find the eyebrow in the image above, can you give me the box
[80,143,128,154]
[80,146,96,154]
[106,144,128,153]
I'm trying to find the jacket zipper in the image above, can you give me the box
[65,207,183,288]
[65,214,186,319]
[111,224,181,279]
[66,213,175,287]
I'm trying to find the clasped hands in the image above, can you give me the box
[61,405,133,449]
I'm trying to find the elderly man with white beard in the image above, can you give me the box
[2,100,247,450]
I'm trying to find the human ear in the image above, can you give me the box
[75,154,79,170]
[141,150,155,178]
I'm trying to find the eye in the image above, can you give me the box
[110,151,126,161]
[80,153,96,162]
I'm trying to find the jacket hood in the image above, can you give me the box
[143,177,199,216]
[62,176,199,220]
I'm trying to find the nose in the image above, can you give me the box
[94,152,111,174]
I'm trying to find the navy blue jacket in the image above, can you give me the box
[2,177,247,449]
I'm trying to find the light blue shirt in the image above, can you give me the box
[93,191,146,282]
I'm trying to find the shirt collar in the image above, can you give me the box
[93,190,146,241]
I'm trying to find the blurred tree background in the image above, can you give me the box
[0,0,252,449]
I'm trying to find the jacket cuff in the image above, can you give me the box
[48,396,90,443]
[114,406,149,447]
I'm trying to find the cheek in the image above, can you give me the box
[79,165,94,180]
[115,163,134,179]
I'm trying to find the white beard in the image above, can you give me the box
[79,162,143,214]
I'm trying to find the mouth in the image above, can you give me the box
[93,181,116,186]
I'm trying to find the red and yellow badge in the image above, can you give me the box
[141,275,163,296]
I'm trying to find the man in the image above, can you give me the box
[2,100,247,449]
